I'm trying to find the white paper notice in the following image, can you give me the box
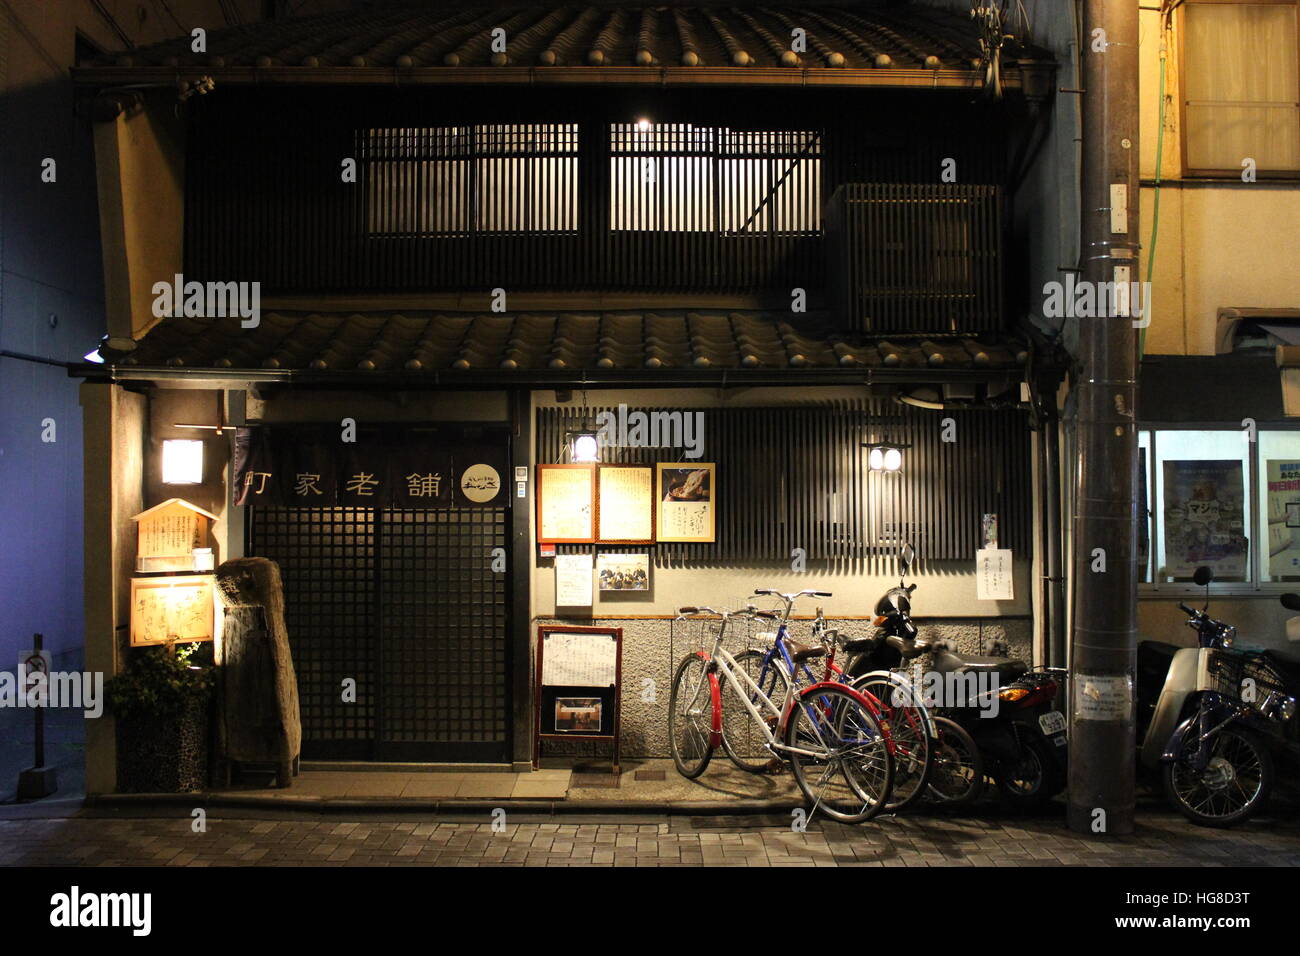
[543,631,617,687]
[555,554,593,607]
[976,548,1014,600]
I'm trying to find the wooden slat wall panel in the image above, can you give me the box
[537,401,1032,571]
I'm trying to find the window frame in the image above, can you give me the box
[1178,0,1300,179]
[1139,419,1300,598]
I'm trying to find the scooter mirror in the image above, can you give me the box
[1282,593,1300,612]
[1192,566,1214,587]
[899,543,915,578]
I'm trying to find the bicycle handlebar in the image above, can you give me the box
[1178,602,1195,616]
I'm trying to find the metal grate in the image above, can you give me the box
[378,508,510,761]
[537,400,1032,572]
[248,507,377,759]
[248,505,511,761]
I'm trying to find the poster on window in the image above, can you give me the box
[1266,460,1300,577]
[1161,460,1247,578]
[655,463,716,542]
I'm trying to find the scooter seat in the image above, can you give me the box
[933,649,1028,678]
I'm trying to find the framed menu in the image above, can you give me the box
[655,462,716,543]
[537,464,595,543]
[597,465,654,544]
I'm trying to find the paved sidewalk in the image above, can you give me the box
[4,806,1299,866]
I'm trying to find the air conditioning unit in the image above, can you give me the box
[825,183,1003,334]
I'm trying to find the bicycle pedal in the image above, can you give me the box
[763,757,785,775]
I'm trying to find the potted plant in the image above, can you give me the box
[107,641,216,793]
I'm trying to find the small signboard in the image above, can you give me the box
[534,625,622,773]
[132,499,218,572]
[130,575,216,646]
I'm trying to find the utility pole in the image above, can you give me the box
[1067,0,1140,836]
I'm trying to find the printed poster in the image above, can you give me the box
[1266,460,1300,577]
[1161,460,1247,578]
[655,463,716,542]
[555,553,594,607]
[976,548,1014,600]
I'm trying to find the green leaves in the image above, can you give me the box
[106,641,215,722]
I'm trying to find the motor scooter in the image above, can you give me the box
[1138,565,1300,827]
[847,543,1068,810]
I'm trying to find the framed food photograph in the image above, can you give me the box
[536,463,596,543]
[130,575,216,647]
[596,553,650,591]
[596,465,654,544]
[655,462,716,543]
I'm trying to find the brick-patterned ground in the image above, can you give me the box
[3,807,1300,866]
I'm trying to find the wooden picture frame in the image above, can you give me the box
[655,462,716,543]
[130,575,216,647]
[596,465,655,544]
[536,463,596,543]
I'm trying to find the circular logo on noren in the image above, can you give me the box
[460,463,502,503]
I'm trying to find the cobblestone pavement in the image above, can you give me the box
[3,806,1300,866]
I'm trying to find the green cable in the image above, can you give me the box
[1141,39,1168,361]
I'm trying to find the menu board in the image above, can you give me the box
[655,463,716,542]
[597,466,654,543]
[542,629,618,687]
[537,464,595,543]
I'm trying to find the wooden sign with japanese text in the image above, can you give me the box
[596,465,654,544]
[537,464,596,543]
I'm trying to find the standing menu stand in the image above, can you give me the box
[534,625,622,774]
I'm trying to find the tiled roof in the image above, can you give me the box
[115,310,1029,374]
[79,3,1049,79]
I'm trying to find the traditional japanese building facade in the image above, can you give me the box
[72,1,1064,786]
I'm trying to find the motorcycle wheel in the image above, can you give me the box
[926,717,984,808]
[994,735,1059,812]
[1162,725,1274,828]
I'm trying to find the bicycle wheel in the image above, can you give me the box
[783,684,894,823]
[668,653,717,779]
[926,717,984,807]
[719,649,789,773]
[852,673,935,813]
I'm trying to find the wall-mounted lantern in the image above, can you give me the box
[863,440,907,473]
[162,439,204,484]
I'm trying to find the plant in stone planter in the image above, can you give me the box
[107,641,216,793]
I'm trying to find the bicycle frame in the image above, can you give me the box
[685,611,883,762]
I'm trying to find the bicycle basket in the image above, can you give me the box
[1206,650,1288,704]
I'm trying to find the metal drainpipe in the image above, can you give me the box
[1045,407,1066,670]
[1066,0,1140,836]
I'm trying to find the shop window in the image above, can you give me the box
[362,124,578,236]
[1150,430,1252,584]
[609,124,822,233]
[1181,1,1300,176]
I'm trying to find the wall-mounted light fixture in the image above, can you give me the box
[863,440,908,473]
[162,439,204,484]
[570,432,600,463]
[635,117,652,132]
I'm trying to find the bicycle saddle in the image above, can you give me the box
[933,647,1027,678]
[787,640,826,663]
